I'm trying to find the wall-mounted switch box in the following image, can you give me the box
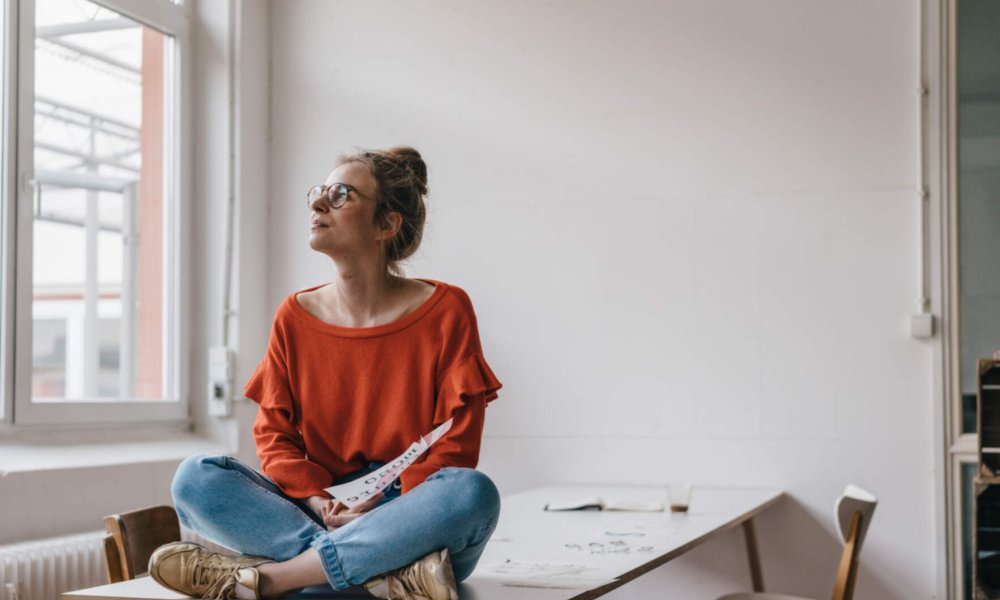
[208,345,233,417]
[910,314,935,339]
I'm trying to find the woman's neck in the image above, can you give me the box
[325,262,402,327]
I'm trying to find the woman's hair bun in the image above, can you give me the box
[386,146,428,196]
[333,145,429,276]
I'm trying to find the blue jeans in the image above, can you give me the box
[171,454,501,592]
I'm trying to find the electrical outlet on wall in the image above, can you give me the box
[910,313,935,339]
[208,345,233,417]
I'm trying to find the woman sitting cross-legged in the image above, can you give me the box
[148,146,503,600]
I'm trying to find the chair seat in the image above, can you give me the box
[718,594,817,600]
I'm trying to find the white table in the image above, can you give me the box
[64,485,783,600]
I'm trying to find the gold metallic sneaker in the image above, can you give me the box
[363,548,459,600]
[148,541,272,600]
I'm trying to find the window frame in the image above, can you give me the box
[1,0,191,426]
[1,0,19,424]
[935,0,1000,597]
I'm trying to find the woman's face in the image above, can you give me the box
[308,162,384,257]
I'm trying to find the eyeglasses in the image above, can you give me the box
[306,183,373,210]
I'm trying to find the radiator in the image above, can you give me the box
[0,528,233,600]
[0,531,106,600]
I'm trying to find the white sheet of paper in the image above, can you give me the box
[478,560,614,589]
[324,418,453,508]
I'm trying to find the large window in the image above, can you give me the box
[957,2,1000,433]
[946,0,1000,597]
[2,0,189,425]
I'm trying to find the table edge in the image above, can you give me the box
[564,490,785,600]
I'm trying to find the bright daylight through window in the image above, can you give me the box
[11,0,186,424]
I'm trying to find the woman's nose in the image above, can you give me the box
[308,193,329,213]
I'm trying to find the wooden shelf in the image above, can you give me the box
[977,358,1000,599]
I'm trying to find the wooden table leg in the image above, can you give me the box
[742,519,765,592]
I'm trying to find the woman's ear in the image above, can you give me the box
[377,212,403,242]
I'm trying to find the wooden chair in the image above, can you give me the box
[103,505,181,583]
[717,484,877,600]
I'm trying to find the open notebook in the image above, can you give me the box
[543,496,665,512]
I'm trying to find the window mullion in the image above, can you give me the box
[13,0,37,424]
[0,0,19,424]
[121,183,136,398]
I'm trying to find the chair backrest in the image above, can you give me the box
[103,505,180,583]
[830,484,877,600]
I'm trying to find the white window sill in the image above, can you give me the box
[0,432,229,475]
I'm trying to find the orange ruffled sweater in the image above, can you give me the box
[243,279,502,498]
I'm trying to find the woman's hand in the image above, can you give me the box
[320,493,384,531]
[305,495,333,521]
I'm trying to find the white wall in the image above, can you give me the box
[187,0,273,451]
[262,1,934,598]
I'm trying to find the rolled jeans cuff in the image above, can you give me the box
[311,532,350,590]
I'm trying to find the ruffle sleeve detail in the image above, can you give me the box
[434,352,502,423]
[244,356,296,421]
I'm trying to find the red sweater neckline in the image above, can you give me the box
[286,278,448,338]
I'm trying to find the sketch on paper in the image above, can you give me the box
[563,540,655,556]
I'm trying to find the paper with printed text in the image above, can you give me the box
[324,418,453,508]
